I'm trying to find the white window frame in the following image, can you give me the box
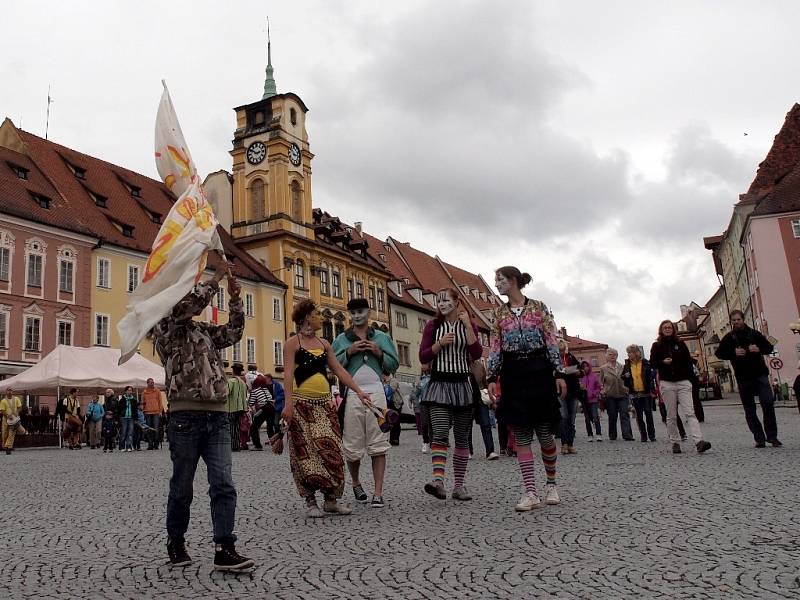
[57,319,73,346]
[418,317,427,333]
[0,307,10,349]
[294,260,306,289]
[58,258,74,294]
[233,341,242,363]
[377,288,385,313]
[94,313,110,347]
[347,278,354,301]
[272,297,282,321]
[127,264,140,294]
[0,229,15,293]
[56,244,77,303]
[368,285,376,309]
[245,292,255,318]
[397,342,411,367]
[24,238,47,298]
[792,219,800,238]
[24,314,42,352]
[96,257,111,289]
[395,311,408,328]
[216,287,226,312]
[220,346,228,360]
[319,268,330,295]
[332,270,341,298]
[355,281,364,299]
[246,337,256,364]
[273,340,284,366]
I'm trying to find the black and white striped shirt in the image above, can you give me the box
[248,387,273,411]
[434,321,471,375]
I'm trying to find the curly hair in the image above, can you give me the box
[292,299,317,326]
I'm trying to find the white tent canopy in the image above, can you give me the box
[0,345,164,395]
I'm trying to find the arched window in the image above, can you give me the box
[291,181,302,222]
[249,179,265,221]
[290,108,298,126]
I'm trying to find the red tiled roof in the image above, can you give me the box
[751,152,800,217]
[0,121,282,286]
[564,334,607,351]
[747,103,800,199]
[439,260,498,312]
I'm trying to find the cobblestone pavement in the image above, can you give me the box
[1,404,799,600]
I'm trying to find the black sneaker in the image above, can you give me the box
[371,495,385,508]
[213,544,255,572]
[167,538,192,567]
[768,438,783,447]
[352,484,368,503]
[755,441,766,448]
[696,440,711,454]
[672,443,682,454]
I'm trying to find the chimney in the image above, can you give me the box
[354,221,362,234]
[559,326,567,337]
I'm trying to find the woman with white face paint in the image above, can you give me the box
[419,288,484,501]
[487,266,567,511]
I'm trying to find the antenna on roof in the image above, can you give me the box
[45,84,54,140]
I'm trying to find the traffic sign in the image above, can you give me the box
[769,358,784,370]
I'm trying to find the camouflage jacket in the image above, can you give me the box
[153,281,244,412]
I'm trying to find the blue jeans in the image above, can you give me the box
[469,403,495,456]
[167,411,237,545]
[737,375,778,443]
[583,402,601,436]
[146,414,160,449]
[631,395,656,441]
[606,397,633,440]
[120,417,134,450]
[559,396,578,445]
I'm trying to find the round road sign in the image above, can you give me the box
[769,358,784,370]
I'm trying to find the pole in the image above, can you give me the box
[57,385,61,448]
[45,85,53,140]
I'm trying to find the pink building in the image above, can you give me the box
[742,163,800,385]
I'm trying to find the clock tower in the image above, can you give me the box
[229,34,313,243]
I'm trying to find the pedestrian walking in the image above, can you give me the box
[382,370,405,446]
[119,386,137,452]
[410,365,432,453]
[468,361,499,460]
[579,362,603,441]
[419,288,484,502]
[1,389,25,455]
[599,349,634,441]
[557,338,581,455]
[142,378,162,450]
[248,375,274,450]
[263,374,285,434]
[487,267,565,512]
[715,310,782,448]
[281,299,373,518]
[85,396,105,449]
[621,345,656,442]
[227,363,248,451]
[64,388,82,449]
[153,263,254,571]
[333,297,399,508]
[649,320,711,454]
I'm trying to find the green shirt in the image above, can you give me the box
[332,326,399,378]
[226,377,248,413]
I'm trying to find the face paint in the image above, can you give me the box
[495,273,511,295]
[437,292,456,316]
[349,308,370,326]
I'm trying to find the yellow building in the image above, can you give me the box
[208,53,391,337]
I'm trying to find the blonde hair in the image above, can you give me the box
[625,344,641,356]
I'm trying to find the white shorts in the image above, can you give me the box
[342,376,390,462]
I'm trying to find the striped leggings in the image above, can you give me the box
[427,405,473,485]
[513,423,557,492]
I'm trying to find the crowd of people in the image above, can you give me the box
[0,260,794,573]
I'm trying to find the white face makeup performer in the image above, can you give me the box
[349,308,370,327]
[437,291,456,316]
[495,273,512,296]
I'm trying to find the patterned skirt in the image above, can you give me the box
[288,391,345,499]
[421,378,474,408]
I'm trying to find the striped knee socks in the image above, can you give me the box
[431,442,448,481]
[516,445,536,494]
[540,442,557,485]
[452,446,470,488]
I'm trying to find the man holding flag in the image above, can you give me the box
[119,83,253,571]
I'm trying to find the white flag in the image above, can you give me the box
[117,82,223,365]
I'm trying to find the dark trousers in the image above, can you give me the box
[631,395,656,441]
[583,402,601,436]
[415,406,432,444]
[250,405,276,449]
[167,411,237,545]
[389,419,401,445]
[468,403,495,456]
[738,375,778,443]
[103,435,115,451]
[692,383,705,422]
[497,412,509,451]
[659,402,685,438]
[229,411,243,451]
[606,396,633,440]
[146,414,160,449]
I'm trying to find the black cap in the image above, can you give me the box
[347,298,369,311]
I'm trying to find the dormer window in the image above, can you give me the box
[30,192,51,209]
[130,185,141,198]
[148,211,162,224]
[122,225,134,237]
[8,162,28,180]
[89,190,108,208]
[73,166,86,180]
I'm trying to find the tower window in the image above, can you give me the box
[250,179,265,221]
[255,111,265,125]
[290,108,297,126]
[291,181,302,222]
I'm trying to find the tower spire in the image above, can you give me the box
[262,18,277,99]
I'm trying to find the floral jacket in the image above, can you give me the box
[487,298,562,380]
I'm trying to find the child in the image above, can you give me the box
[102,412,116,453]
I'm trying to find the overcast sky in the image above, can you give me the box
[4,1,800,355]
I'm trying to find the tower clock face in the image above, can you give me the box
[246,141,267,165]
[288,143,302,166]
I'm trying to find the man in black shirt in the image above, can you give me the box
[715,310,781,448]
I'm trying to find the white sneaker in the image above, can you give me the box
[588,436,594,442]
[544,484,560,505]
[515,491,543,512]
[595,434,603,442]
[487,452,500,461]
[421,443,430,454]
[468,454,473,460]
